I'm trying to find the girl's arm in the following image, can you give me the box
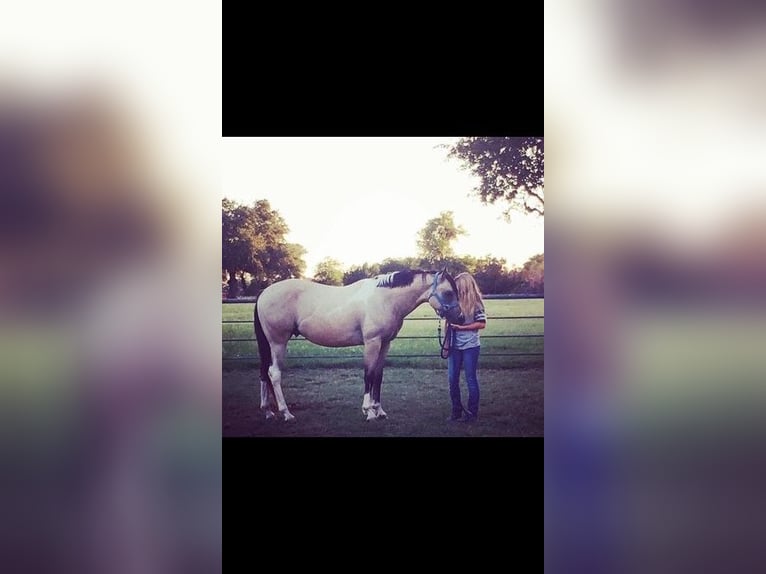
[453,321,486,331]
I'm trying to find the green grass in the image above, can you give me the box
[223,367,543,437]
[222,298,543,369]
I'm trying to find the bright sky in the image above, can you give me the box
[1,1,221,193]
[1,0,222,275]
[222,138,544,276]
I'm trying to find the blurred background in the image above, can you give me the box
[0,1,221,572]
[546,0,766,572]
[5,0,766,571]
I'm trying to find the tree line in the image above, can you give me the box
[223,198,542,296]
[316,253,543,294]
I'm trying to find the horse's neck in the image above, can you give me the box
[388,275,430,317]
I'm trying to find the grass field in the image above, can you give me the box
[222,298,543,369]
[222,298,544,436]
[223,367,543,437]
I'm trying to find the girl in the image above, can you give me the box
[446,272,486,422]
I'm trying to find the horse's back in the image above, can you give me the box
[257,278,366,318]
[257,278,373,346]
[259,278,366,306]
[258,278,312,304]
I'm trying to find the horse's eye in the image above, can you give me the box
[444,290,454,300]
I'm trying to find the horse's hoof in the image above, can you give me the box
[377,412,387,419]
[264,410,276,420]
[366,411,378,422]
[283,412,295,421]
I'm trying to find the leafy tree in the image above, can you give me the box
[244,242,307,294]
[520,253,544,293]
[222,198,305,297]
[343,262,381,285]
[472,256,510,294]
[313,257,344,286]
[378,256,428,274]
[447,137,544,218]
[261,242,306,286]
[222,199,250,296]
[416,211,466,265]
[443,255,478,276]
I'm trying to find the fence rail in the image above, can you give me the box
[222,315,544,325]
[223,293,542,304]
[223,297,543,363]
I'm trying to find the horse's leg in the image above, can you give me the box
[362,338,382,421]
[371,340,391,419]
[260,380,277,419]
[256,304,278,419]
[268,343,294,421]
[259,352,277,419]
[362,371,372,416]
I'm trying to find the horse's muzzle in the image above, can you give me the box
[450,313,466,325]
[438,306,463,325]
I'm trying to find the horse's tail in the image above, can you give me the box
[254,296,272,382]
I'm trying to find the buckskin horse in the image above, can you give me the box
[254,269,463,421]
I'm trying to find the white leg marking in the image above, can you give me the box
[260,380,269,409]
[268,364,295,421]
[366,408,378,422]
[370,402,386,420]
[260,380,276,419]
[362,393,371,414]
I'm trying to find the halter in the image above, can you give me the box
[428,271,460,317]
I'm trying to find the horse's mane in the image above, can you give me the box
[375,269,431,288]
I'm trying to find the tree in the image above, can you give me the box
[472,256,509,294]
[222,198,305,297]
[222,199,250,296]
[447,137,544,218]
[444,254,478,276]
[379,257,427,274]
[245,242,307,294]
[343,262,381,285]
[416,211,466,265]
[263,242,306,285]
[313,257,344,286]
[520,253,544,293]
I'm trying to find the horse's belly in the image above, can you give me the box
[304,332,363,347]
[300,323,364,347]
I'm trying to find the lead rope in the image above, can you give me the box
[438,318,452,359]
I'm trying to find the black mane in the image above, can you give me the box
[375,269,431,288]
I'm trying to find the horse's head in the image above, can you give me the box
[427,268,464,324]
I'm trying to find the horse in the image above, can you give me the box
[254,268,463,421]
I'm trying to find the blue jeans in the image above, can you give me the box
[448,346,480,417]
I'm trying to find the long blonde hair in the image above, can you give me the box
[454,272,484,320]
